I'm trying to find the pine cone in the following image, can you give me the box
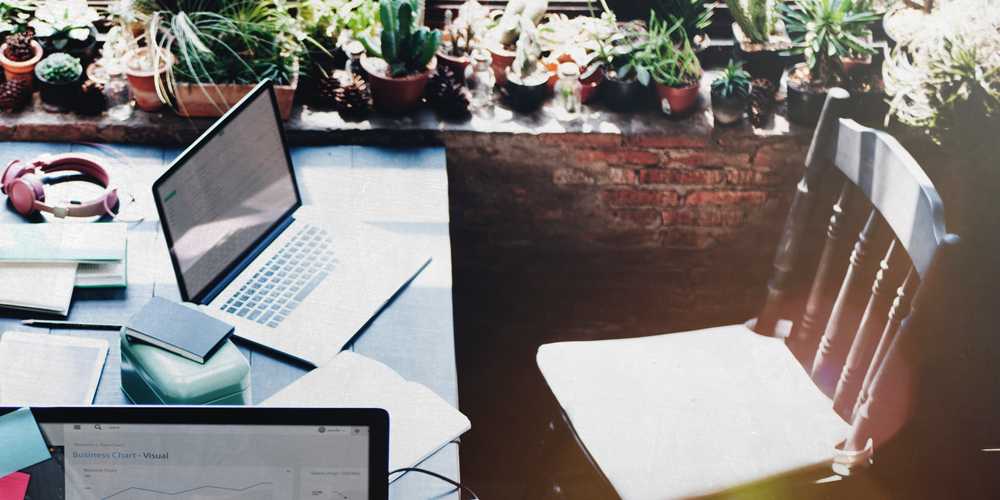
[313,74,341,109]
[76,80,106,115]
[333,74,371,117]
[0,79,31,112]
[3,33,35,62]
[425,66,470,119]
[750,78,777,128]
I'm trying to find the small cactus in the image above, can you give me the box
[3,33,36,62]
[374,0,442,77]
[36,53,82,84]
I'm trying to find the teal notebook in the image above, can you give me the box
[0,223,126,263]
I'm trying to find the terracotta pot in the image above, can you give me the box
[174,75,298,120]
[361,56,435,114]
[437,51,470,83]
[655,81,700,116]
[0,39,43,86]
[488,45,515,87]
[124,47,171,112]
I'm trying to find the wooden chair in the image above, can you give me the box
[536,89,960,499]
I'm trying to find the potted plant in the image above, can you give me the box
[298,0,379,103]
[148,2,304,120]
[726,0,792,85]
[29,0,100,63]
[361,0,441,113]
[537,12,613,98]
[652,0,713,50]
[125,17,172,112]
[34,52,82,111]
[595,19,649,112]
[781,0,880,125]
[485,0,547,86]
[0,0,34,38]
[0,32,42,85]
[711,59,752,125]
[503,17,549,112]
[438,1,490,83]
[635,15,703,116]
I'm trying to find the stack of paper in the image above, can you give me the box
[0,263,77,316]
[263,351,471,473]
[0,331,109,405]
[0,223,128,314]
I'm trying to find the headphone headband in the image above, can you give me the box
[1,152,118,218]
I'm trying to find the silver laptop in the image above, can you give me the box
[153,81,429,366]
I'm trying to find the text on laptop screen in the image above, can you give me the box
[156,89,299,302]
[24,422,370,499]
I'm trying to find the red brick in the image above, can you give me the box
[553,168,595,185]
[666,149,751,168]
[539,133,622,148]
[753,143,808,170]
[610,209,662,229]
[725,168,784,186]
[661,227,717,249]
[605,168,638,185]
[627,134,709,149]
[640,168,725,185]
[663,208,746,227]
[577,149,660,166]
[685,190,767,206]
[602,189,681,208]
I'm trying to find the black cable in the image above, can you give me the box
[389,467,480,500]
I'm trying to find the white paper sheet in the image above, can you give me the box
[0,262,77,315]
[262,351,471,473]
[0,331,109,405]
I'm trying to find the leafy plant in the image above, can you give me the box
[29,0,99,50]
[37,52,82,82]
[712,59,752,98]
[492,0,547,47]
[441,1,490,58]
[508,17,546,85]
[298,0,379,57]
[726,0,778,44]
[632,13,701,87]
[653,0,712,41]
[367,0,441,77]
[0,0,34,35]
[781,0,880,85]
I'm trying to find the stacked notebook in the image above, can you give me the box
[126,297,234,363]
[0,223,127,315]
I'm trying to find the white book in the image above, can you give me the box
[263,351,471,474]
[0,223,126,263]
[76,260,127,288]
[0,262,77,316]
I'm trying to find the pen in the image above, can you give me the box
[21,320,122,330]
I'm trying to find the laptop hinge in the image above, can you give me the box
[199,216,296,305]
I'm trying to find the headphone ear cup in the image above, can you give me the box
[1,162,29,195]
[8,175,44,216]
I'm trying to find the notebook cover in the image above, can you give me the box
[126,297,233,363]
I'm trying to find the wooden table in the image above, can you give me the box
[0,142,460,499]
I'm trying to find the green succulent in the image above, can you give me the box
[632,13,701,88]
[36,52,82,83]
[726,0,778,44]
[711,59,752,99]
[653,0,712,42]
[781,0,880,85]
[367,0,441,77]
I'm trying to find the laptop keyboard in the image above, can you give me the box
[220,225,336,328]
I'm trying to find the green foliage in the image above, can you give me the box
[632,13,701,88]
[29,0,99,50]
[726,0,778,44]
[298,0,379,59]
[37,52,82,82]
[781,0,880,84]
[711,59,752,98]
[372,0,440,77]
[652,0,712,41]
[0,0,34,35]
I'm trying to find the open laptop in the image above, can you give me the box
[6,406,389,500]
[153,81,430,366]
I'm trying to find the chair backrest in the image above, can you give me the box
[754,88,960,455]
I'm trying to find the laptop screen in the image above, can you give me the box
[23,422,371,499]
[154,84,301,303]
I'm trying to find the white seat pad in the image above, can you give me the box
[537,324,850,499]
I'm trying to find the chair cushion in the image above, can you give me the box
[537,324,850,499]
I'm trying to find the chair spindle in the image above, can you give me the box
[811,209,892,397]
[787,183,856,366]
[832,240,908,420]
[851,268,918,420]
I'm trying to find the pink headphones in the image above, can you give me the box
[1,153,118,218]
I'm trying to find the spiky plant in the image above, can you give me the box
[712,59,752,98]
[3,32,34,61]
[367,0,441,77]
[653,0,712,41]
[726,0,777,44]
[633,14,701,88]
[781,0,880,85]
